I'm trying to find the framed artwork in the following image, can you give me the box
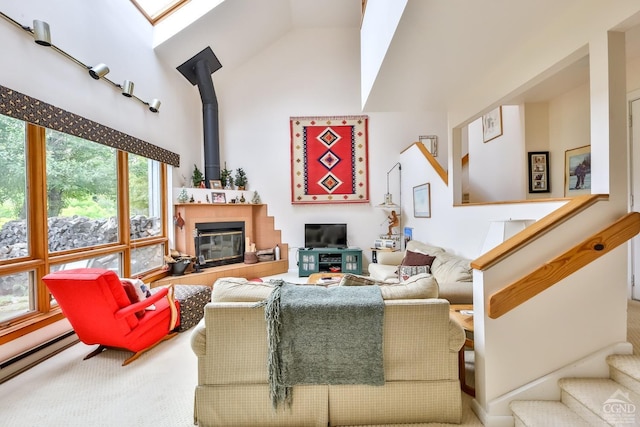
[413,183,431,218]
[418,135,438,157]
[564,145,591,197]
[211,192,226,203]
[209,179,222,189]
[527,151,550,193]
[482,106,503,142]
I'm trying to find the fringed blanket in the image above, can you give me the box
[259,281,384,409]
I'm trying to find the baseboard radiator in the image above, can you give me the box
[0,331,78,384]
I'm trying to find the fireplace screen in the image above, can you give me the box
[195,221,244,267]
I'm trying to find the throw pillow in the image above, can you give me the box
[401,250,436,267]
[398,264,431,281]
[339,274,386,287]
[121,278,155,312]
[120,280,145,318]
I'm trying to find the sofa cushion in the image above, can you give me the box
[405,240,445,256]
[211,277,275,302]
[431,252,472,283]
[340,273,438,299]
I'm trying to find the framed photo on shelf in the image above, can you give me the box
[527,151,550,193]
[482,106,503,142]
[211,192,226,204]
[209,179,222,189]
[413,183,431,218]
[564,145,591,197]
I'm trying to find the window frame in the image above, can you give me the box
[0,121,170,345]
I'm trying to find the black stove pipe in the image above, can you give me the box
[194,60,220,183]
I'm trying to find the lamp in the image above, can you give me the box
[89,63,110,80]
[377,162,403,248]
[0,11,161,113]
[148,99,161,113]
[377,162,402,209]
[32,20,51,46]
[121,80,134,97]
[480,219,535,253]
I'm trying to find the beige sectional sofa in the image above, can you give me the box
[368,240,474,304]
[190,277,465,427]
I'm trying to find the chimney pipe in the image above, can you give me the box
[176,47,223,186]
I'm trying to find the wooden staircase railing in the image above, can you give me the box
[406,141,448,185]
[487,211,640,319]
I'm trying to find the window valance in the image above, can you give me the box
[0,85,180,167]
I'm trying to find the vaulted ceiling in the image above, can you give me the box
[153,0,640,114]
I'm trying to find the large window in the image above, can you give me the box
[0,116,169,343]
[46,130,119,252]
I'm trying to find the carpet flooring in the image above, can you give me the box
[1,293,638,426]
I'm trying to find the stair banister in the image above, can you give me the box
[488,211,640,319]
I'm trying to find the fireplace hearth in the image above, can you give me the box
[195,221,244,267]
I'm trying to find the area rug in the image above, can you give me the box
[290,115,369,204]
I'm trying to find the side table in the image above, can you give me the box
[370,247,398,263]
[450,304,475,397]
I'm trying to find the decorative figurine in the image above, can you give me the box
[251,191,261,204]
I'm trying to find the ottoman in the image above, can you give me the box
[154,284,211,332]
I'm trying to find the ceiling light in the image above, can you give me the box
[121,80,134,97]
[89,63,109,80]
[33,20,51,46]
[148,99,161,113]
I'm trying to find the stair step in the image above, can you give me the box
[560,377,640,425]
[510,400,590,426]
[607,354,640,395]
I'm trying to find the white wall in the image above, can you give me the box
[468,105,525,203]
[213,27,448,270]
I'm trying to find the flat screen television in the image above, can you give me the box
[304,223,347,249]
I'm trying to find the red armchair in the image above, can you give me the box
[43,268,178,366]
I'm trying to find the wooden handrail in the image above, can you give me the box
[488,211,640,319]
[471,194,608,271]
[403,141,448,185]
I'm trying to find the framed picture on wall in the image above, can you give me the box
[528,151,550,193]
[413,183,431,218]
[564,145,591,197]
[482,106,503,142]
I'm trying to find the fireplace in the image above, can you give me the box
[195,221,245,267]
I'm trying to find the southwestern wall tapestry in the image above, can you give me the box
[290,115,369,204]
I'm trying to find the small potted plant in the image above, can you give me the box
[192,164,204,188]
[220,164,233,189]
[234,168,248,190]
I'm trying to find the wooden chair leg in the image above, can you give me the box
[121,332,178,366]
[84,345,106,361]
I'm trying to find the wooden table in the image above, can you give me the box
[306,272,345,285]
[450,304,475,397]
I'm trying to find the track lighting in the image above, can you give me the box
[148,99,161,113]
[121,80,134,97]
[89,63,110,80]
[33,20,51,46]
[0,11,162,113]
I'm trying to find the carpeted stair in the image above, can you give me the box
[510,354,640,426]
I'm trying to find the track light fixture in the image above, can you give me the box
[121,80,134,97]
[32,20,51,46]
[89,63,110,80]
[0,11,161,113]
[148,99,161,113]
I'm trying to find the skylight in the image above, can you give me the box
[131,0,188,24]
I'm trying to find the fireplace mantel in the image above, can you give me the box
[150,203,289,287]
[173,203,287,261]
